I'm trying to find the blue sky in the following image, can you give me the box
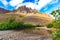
[0,0,60,13]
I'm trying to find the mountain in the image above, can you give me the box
[0,6,37,14]
[0,6,53,24]
[12,6,37,14]
[0,8,11,14]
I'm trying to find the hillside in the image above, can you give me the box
[22,13,53,25]
[0,6,53,25]
[0,8,11,14]
[0,6,53,40]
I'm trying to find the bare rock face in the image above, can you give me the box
[15,6,37,14]
[0,6,37,14]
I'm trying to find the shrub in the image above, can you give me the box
[19,14,24,18]
[0,17,16,30]
[46,20,60,28]
[52,29,60,40]
[56,30,60,40]
[52,20,60,29]
[36,24,43,27]
[0,17,41,30]
[49,20,60,40]
[23,23,36,29]
[46,23,53,28]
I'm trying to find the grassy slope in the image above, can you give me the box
[0,13,53,25]
[0,13,53,36]
[23,13,53,25]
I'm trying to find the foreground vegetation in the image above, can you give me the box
[47,9,60,40]
[47,20,60,40]
[0,17,42,30]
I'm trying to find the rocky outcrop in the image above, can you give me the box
[0,6,37,14]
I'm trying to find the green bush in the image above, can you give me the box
[0,18,42,30]
[52,29,60,40]
[48,20,60,40]
[46,23,53,28]
[0,17,16,30]
[54,20,60,28]
[56,30,60,40]
[23,23,36,29]
[46,20,60,28]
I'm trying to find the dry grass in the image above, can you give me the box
[22,13,53,25]
[23,28,50,35]
[0,13,53,25]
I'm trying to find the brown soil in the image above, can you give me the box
[0,30,52,40]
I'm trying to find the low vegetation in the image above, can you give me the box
[0,17,42,30]
[47,20,60,28]
[46,9,60,40]
[46,20,60,40]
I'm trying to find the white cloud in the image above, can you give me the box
[0,0,52,10]
[15,2,36,9]
[16,2,37,10]
[24,2,36,9]
[9,0,24,6]
[0,0,8,6]
[50,0,59,4]
[16,3,24,9]
[35,0,39,4]
[35,0,52,10]
[25,0,52,10]
[16,0,52,10]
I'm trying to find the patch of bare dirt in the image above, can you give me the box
[0,29,52,40]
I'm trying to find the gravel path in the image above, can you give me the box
[0,30,52,40]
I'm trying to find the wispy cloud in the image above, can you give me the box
[0,0,52,10]
[9,0,24,6]
[50,0,59,4]
[0,0,60,13]
[35,0,52,10]
[0,0,8,6]
[40,0,60,13]
[15,0,52,10]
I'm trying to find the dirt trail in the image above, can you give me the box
[0,30,52,40]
